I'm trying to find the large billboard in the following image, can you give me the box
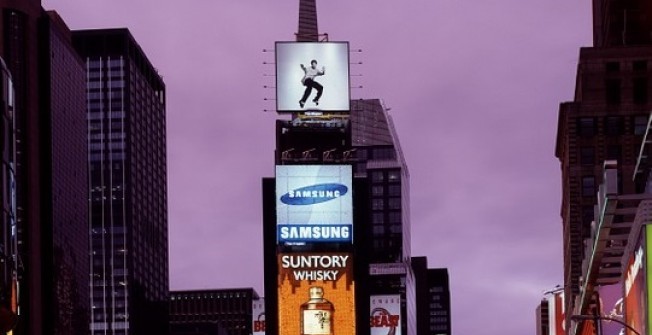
[253,298,265,335]
[276,165,353,244]
[275,42,350,113]
[278,252,356,335]
[624,226,647,335]
[370,295,401,335]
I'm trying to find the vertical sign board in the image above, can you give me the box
[370,295,401,335]
[277,252,356,335]
[624,226,647,335]
[548,291,564,335]
[253,298,266,335]
[276,165,353,244]
[275,42,350,113]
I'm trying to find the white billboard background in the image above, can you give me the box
[252,298,265,335]
[275,42,350,112]
[276,165,352,225]
[370,295,401,335]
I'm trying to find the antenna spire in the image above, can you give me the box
[297,0,318,42]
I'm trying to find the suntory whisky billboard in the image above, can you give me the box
[276,165,353,244]
[277,252,356,335]
[275,42,351,113]
[370,295,401,335]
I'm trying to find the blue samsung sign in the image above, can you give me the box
[278,224,353,243]
[280,183,348,205]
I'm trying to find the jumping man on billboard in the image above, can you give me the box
[299,60,325,108]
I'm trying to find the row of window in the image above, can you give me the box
[603,77,648,105]
[576,115,648,137]
[579,145,621,165]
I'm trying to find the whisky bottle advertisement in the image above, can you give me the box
[301,287,333,335]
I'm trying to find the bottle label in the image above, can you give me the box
[303,310,331,335]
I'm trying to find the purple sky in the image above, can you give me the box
[42,1,592,334]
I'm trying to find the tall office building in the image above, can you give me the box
[262,3,425,335]
[37,11,90,335]
[169,288,261,335]
[412,257,451,335]
[555,0,652,330]
[0,2,90,334]
[72,29,169,335]
[351,99,416,335]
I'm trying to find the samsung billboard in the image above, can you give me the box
[275,42,350,113]
[276,165,353,244]
[277,252,356,335]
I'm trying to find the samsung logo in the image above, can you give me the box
[280,183,348,205]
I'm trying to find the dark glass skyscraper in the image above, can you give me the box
[72,29,169,335]
[0,3,90,333]
[37,11,91,335]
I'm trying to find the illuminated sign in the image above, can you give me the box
[278,252,356,335]
[275,42,350,113]
[276,165,352,244]
[370,295,401,335]
[548,291,564,335]
[624,226,647,335]
[253,298,265,335]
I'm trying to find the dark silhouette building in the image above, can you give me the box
[0,2,90,334]
[535,298,549,335]
[412,257,451,335]
[72,29,169,335]
[555,0,652,331]
[169,288,260,335]
[351,99,416,335]
[0,57,18,333]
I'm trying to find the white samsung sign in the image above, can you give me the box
[276,165,353,244]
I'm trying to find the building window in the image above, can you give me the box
[582,176,595,197]
[605,62,620,73]
[371,171,384,183]
[580,147,594,165]
[606,145,621,161]
[388,198,401,210]
[634,115,648,135]
[372,185,384,196]
[372,199,384,210]
[605,79,621,105]
[387,170,400,182]
[581,205,594,225]
[577,118,596,137]
[372,212,384,224]
[605,117,623,136]
[633,77,648,105]
[388,184,401,196]
[633,60,647,72]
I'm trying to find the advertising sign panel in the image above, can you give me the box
[277,252,356,335]
[253,298,265,335]
[624,228,646,335]
[370,295,401,335]
[548,291,564,335]
[276,165,352,244]
[275,42,350,113]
